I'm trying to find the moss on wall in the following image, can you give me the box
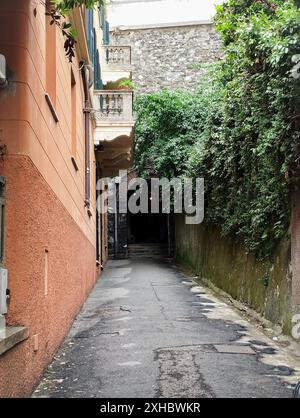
[175,215,292,333]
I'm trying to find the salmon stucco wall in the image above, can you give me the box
[0,156,97,397]
[0,1,101,396]
[0,1,97,243]
[175,215,292,334]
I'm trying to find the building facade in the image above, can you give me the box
[0,1,134,397]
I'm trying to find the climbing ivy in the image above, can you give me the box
[134,90,211,178]
[135,0,300,258]
[134,65,222,178]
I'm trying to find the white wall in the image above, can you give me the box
[108,0,224,29]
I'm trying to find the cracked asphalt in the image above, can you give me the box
[33,258,300,398]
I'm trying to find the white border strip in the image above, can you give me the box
[110,20,214,31]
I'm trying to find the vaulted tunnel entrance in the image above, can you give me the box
[108,179,174,259]
[128,213,168,244]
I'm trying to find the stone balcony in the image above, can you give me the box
[93,90,134,125]
[101,46,132,84]
[93,90,135,176]
[101,45,132,71]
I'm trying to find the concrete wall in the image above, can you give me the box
[291,193,300,318]
[110,23,223,94]
[0,1,100,396]
[175,216,292,333]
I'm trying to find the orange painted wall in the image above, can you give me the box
[0,1,101,396]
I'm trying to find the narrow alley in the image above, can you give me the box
[33,258,300,398]
[1,0,300,401]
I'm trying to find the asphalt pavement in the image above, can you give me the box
[33,258,300,398]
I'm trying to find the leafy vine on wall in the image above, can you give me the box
[134,0,300,259]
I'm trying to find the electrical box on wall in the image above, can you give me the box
[0,267,8,314]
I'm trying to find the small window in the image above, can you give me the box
[0,177,6,265]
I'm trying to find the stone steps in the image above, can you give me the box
[128,243,168,258]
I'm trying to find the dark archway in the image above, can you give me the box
[128,212,168,244]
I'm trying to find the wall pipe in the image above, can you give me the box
[80,62,91,209]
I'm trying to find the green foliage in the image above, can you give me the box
[134,86,215,178]
[134,0,300,258]
[45,0,105,61]
[50,0,104,13]
[118,79,136,89]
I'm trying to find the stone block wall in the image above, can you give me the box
[110,23,223,94]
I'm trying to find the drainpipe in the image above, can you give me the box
[80,62,93,209]
[114,181,119,259]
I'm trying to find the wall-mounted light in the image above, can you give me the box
[0,54,7,88]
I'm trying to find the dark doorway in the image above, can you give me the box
[107,180,175,259]
[128,213,168,244]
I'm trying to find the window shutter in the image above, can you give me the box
[103,20,110,45]
[86,9,95,62]
[94,49,103,90]
[99,3,105,27]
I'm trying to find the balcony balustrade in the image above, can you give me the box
[93,90,134,125]
[101,45,132,71]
